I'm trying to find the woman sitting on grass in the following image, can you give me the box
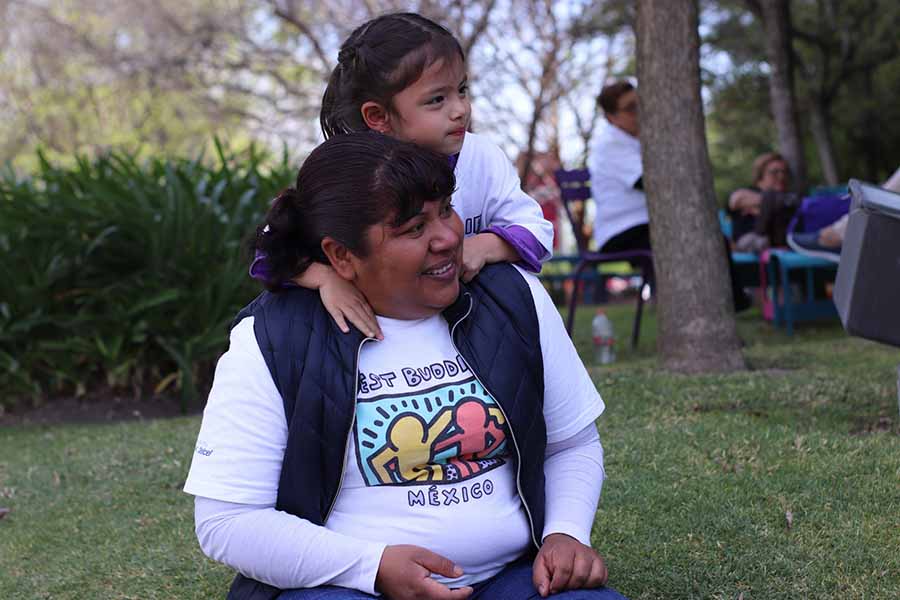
[184,133,626,600]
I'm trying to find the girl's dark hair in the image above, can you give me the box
[320,12,465,139]
[256,133,456,291]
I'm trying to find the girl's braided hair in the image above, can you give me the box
[320,13,464,139]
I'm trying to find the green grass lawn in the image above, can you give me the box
[2,304,899,599]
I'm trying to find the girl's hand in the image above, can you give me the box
[293,263,383,340]
[532,533,608,597]
[461,233,517,282]
[375,544,473,600]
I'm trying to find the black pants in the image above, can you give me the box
[601,224,750,311]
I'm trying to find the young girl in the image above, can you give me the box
[252,12,553,339]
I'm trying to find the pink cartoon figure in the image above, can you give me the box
[433,399,507,478]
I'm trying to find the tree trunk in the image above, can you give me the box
[861,67,882,182]
[635,0,745,373]
[808,99,839,186]
[758,0,808,193]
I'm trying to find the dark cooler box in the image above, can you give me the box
[834,180,900,348]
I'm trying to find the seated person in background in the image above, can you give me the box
[588,81,646,255]
[589,80,750,311]
[788,165,900,262]
[787,213,847,263]
[728,152,800,252]
[184,133,627,600]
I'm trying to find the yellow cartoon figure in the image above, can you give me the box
[369,410,452,484]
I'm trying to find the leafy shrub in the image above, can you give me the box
[0,142,294,410]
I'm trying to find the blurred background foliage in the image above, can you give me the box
[1,0,898,407]
[2,0,897,193]
[0,143,293,408]
[704,0,900,200]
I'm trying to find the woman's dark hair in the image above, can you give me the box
[320,12,465,139]
[597,80,635,115]
[256,133,456,291]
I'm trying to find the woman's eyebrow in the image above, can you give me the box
[392,209,425,228]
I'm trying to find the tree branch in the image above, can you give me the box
[269,0,331,70]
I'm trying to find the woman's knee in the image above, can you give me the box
[277,586,378,600]
[553,586,629,600]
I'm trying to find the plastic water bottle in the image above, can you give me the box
[591,309,616,365]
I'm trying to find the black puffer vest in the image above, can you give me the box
[226,264,546,600]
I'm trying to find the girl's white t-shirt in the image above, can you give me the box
[184,267,602,588]
[453,132,554,256]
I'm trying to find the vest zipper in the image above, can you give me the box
[449,293,540,550]
[324,335,375,524]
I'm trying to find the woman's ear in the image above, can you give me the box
[361,101,392,134]
[321,237,357,281]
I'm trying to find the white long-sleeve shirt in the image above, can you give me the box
[185,267,606,593]
[588,124,647,249]
[194,425,603,593]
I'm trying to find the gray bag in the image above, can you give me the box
[834,179,900,348]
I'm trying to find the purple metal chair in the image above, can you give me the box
[554,168,653,348]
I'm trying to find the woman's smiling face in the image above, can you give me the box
[349,196,463,320]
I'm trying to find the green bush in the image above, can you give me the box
[0,142,294,409]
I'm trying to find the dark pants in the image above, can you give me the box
[600,224,652,255]
[601,224,750,311]
[277,558,629,599]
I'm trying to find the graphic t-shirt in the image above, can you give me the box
[325,314,531,586]
[184,267,604,589]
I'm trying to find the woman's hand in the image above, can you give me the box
[375,545,473,600]
[728,189,762,216]
[292,263,383,340]
[532,533,608,597]
[461,233,517,282]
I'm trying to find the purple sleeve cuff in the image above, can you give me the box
[485,224,546,273]
[250,249,304,289]
[249,249,270,282]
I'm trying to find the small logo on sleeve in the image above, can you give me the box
[195,440,214,457]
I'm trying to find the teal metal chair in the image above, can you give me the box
[554,168,653,348]
[760,249,837,335]
[718,209,760,281]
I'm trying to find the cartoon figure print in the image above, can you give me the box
[356,377,508,486]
